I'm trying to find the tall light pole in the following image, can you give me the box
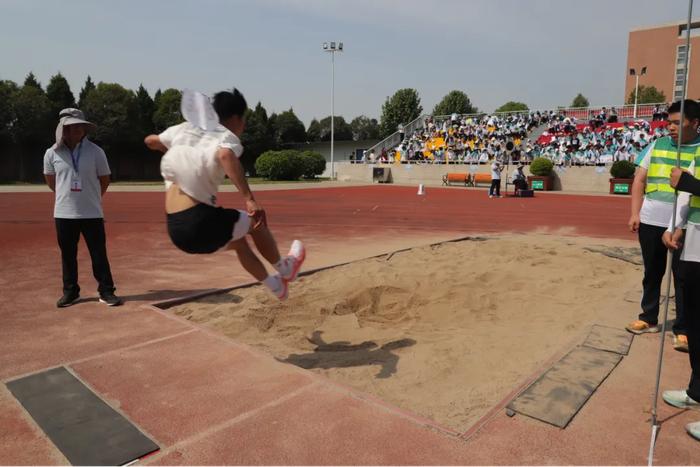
[630,66,647,119]
[323,41,343,180]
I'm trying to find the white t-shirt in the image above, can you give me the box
[636,142,695,228]
[158,122,243,206]
[491,162,501,180]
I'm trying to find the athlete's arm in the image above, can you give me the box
[144,135,168,153]
[216,148,264,225]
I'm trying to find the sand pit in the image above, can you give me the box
[172,234,645,431]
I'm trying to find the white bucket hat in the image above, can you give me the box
[55,108,96,147]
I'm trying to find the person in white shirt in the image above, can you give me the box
[43,108,122,307]
[512,163,528,192]
[489,160,503,198]
[627,100,695,346]
[144,89,304,301]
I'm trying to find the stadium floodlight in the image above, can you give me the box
[322,41,344,180]
[630,66,647,118]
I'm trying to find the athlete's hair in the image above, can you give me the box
[212,88,247,121]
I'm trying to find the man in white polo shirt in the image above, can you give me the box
[43,108,122,307]
[627,100,697,350]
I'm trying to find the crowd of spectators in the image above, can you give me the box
[532,115,669,166]
[360,112,547,164]
[356,105,670,167]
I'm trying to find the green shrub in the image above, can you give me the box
[254,150,305,180]
[610,160,636,179]
[529,157,554,177]
[298,151,326,178]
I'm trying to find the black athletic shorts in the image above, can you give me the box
[167,204,242,254]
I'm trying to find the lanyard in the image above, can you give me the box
[69,141,82,174]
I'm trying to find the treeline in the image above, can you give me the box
[0,71,490,181]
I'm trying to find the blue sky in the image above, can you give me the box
[0,0,693,125]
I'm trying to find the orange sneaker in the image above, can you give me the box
[625,320,660,334]
[674,334,689,352]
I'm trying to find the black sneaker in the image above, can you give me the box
[57,291,80,308]
[99,292,123,307]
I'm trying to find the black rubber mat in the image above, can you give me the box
[507,346,622,428]
[583,324,634,355]
[6,367,158,466]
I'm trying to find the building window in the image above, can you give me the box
[674,44,691,100]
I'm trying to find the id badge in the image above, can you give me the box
[70,176,82,192]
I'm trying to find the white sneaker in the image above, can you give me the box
[271,276,288,301]
[280,240,306,283]
[276,280,288,300]
[662,390,700,409]
[687,421,700,440]
[264,274,288,301]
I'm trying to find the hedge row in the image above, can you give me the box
[254,150,326,180]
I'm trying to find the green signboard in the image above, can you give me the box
[613,183,630,194]
[531,179,544,190]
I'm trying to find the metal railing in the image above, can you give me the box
[366,114,427,157]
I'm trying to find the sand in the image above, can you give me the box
[172,234,647,432]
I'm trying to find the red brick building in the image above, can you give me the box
[626,21,700,103]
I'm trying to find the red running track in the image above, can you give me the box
[0,185,635,251]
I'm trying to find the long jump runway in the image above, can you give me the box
[0,185,696,465]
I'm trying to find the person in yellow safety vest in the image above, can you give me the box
[661,99,700,440]
[627,100,699,352]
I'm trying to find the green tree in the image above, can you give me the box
[0,80,19,143]
[82,82,138,147]
[78,75,96,108]
[627,85,666,105]
[13,84,52,144]
[432,90,476,116]
[306,118,321,142]
[240,102,274,173]
[134,84,155,137]
[571,93,589,108]
[350,115,380,141]
[12,83,53,181]
[271,107,306,144]
[494,101,529,113]
[23,72,42,91]
[152,88,183,132]
[46,72,76,117]
[314,116,353,141]
[379,88,423,138]
[153,89,162,107]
